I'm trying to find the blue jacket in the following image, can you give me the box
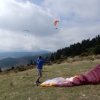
[36,58,50,69]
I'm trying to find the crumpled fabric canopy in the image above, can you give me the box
[40,64,100,87]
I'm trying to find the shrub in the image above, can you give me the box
[16,66,26,71]
[80,52,88,57]
[93,45,100,54]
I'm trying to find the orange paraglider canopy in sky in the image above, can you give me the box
[54,20,59,26]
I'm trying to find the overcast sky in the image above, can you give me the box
[0,0,100,52]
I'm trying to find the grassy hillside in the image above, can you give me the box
[0,56,100,100]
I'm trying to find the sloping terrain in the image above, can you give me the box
[0,56,100,100]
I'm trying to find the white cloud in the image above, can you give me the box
[0,0,100,52]
[43,0,100,20]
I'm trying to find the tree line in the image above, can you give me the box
[48,35,100,61]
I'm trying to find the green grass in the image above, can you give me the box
[0,57,100,100]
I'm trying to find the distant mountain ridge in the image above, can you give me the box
[0,51,52,71]
[0,50,51,60]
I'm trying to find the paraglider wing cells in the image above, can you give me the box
[54,20,59,26]
[23,30,29,32]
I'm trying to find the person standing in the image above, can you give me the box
[34,56,51,86]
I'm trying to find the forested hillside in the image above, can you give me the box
[49,35,100,61]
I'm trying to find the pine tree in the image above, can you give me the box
[0,68,2,72]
